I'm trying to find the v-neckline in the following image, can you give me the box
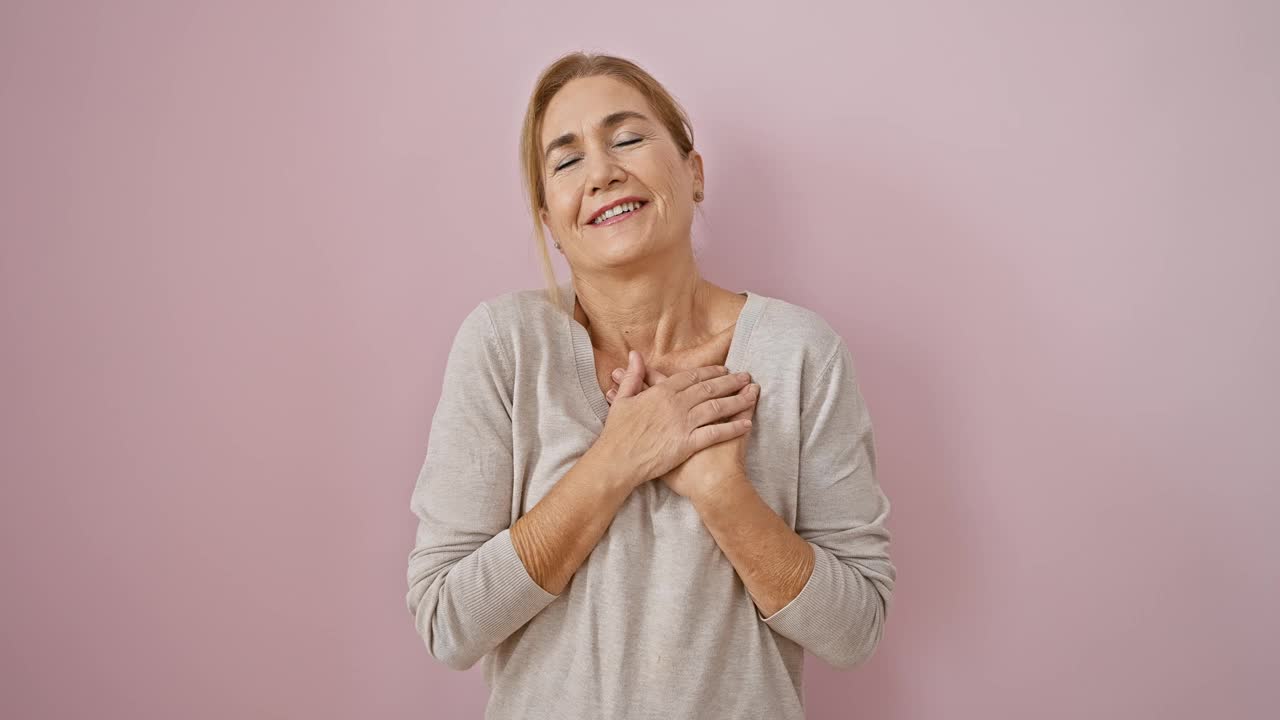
[564,282,767,426]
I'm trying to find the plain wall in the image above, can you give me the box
[2,1,1277,718]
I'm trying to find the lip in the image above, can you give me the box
[585,196,649,226]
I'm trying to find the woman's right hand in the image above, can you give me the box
[593,350,757,488]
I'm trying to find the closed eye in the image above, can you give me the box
[553,138,643,172]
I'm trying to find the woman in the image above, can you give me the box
[406,52,896,719]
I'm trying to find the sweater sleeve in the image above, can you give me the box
[405,302,558,671]
[759,337,896,670]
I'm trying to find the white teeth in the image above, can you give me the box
[593,201,642,224]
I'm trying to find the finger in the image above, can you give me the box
[727,398,757,422]
[605,381,648,405]
[607,365,650,405]
[613,372,649,389]
[645,367,668,386]
[689,416,754,451]
[662,364,731,394]
[676,370,753,409]
[688,382,759,426]
[616,351,647,398]
[606,367,624,405]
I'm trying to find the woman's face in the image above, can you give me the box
[539,75,703,269]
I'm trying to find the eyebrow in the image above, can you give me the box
[544,110,651,158]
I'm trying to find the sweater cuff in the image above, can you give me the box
[758,542,843,637]
[462,528,559,636]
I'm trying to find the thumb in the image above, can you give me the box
[616,350,647,398]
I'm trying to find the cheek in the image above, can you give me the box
[650,155,689,223]
[545,187,578,229]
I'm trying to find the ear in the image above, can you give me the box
[539,208,562,251]
[689,149,705,195]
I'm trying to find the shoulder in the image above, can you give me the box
[459,285,568,360]
[749,291,845,368]
[474,286,567,336]
[440,287,566,389]
[745,291,864,412]
[476,285,566,323]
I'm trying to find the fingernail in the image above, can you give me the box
[746,383,759,396]
[606,388,616,399]
[742,419,753,428]
[611,368,623,381]
[737,372,751,381]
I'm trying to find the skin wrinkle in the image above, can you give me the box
[512,74,816,617]
[538,75,712,370]
[410,58,891,697]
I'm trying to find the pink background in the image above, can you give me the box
[3,1,1277,718]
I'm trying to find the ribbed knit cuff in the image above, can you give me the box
[461,528,559,638]
[759,542,845,640]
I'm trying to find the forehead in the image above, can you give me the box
[541,76,653,145]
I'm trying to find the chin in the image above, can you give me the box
[593,233,662,266]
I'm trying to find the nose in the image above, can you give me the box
[585,150,627,195]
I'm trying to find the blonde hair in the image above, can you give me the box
[519,52,697,311]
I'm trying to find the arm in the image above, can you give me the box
[691,476,816,618]
[692,339,895,670]
[510,446,634,595]
[405,303,635,671]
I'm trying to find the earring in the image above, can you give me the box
[553,241,562,250]
[694,190,704,202]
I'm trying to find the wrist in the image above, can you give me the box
[690,469,752,510]
[583,441,646,493]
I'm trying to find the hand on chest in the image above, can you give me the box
[592,335,734,397]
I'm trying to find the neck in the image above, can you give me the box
[571,246,717,359]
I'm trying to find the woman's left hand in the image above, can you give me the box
[605,356,758,503]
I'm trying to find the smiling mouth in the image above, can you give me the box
[588,200,648,227]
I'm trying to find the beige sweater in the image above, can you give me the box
[405,282,895,719]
